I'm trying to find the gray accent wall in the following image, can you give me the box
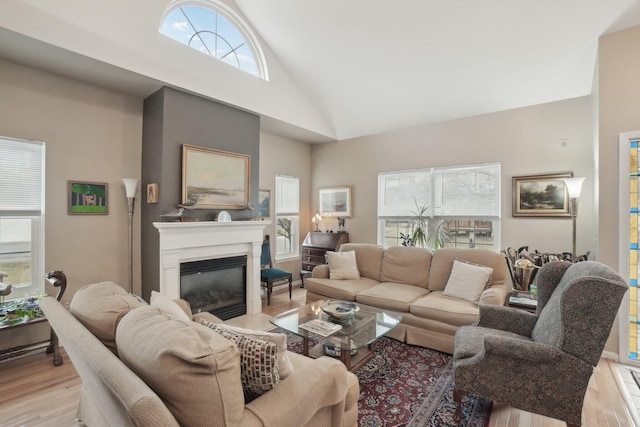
[141,87,260,300]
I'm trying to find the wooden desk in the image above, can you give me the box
[301,231,349,286]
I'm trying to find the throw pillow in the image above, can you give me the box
[116,306,245,427]
[200,320,294,379]
[326,250,360,280]
[205,323,281,401]
[150,291,192,323]
[69,281,144,355]
[442,259,493,304]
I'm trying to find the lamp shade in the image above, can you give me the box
[122,178,139,198]
[313,212,322,223]
[562,177,585,198]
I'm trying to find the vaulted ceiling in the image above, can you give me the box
[1,1,640,142]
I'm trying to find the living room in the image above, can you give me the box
[1,1,640,426]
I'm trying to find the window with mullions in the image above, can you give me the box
[275,176,299,260]
[377,163,501,250]
[160,2,266,79]
[0,137,45,300]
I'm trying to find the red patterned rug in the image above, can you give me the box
[281,332,491,427]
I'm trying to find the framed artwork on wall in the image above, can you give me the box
[182,144,250,209]
[319,186,352,217]
[146,183,159,204]
[512,172,572,217]
[68,181,109,215]
[258,189,270,218]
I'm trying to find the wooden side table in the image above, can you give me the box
[506,291,537,313]
[0,270,66,366]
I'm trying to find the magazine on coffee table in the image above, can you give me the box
[299,319,342,337]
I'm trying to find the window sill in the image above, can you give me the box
[275,255,300,263]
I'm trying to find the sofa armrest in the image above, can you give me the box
[312,264,330,279]
[243,356,351,427]
[477,304,537,337]
[478,284,507,306]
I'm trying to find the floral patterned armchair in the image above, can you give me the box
[452,261,628,427]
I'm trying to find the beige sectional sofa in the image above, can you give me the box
[305,244,508,354]
[41,281,359,427]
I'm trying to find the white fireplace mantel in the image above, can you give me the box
[154,220,270,315]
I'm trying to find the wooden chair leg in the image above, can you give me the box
[453,387,465,423]
[288,277,292,299]
[267,282,272,305]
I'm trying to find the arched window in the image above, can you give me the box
[160,2,267,79]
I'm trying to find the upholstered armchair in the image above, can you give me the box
[452,261,628,427]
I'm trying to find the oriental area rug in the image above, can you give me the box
[282,332,492,427]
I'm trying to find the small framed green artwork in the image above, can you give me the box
[68,181,109,215]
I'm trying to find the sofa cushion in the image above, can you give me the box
[380,246,432,288]
[339,243,385,281]
[410,292,481,327]
[204,323,281,401]
[150,291,192,323]
[116,305,245,427]
[200,320,294,379]
[326,250,360,280]
[442,259,493,304]
[69,281,144,355]
[428,248,506,292]
[305,276,379,301]
[356,283,430,312]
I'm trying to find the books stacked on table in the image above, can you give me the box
[300,319,342,337]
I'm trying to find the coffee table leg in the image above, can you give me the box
[340,348,352,371]
[303,336,310,357]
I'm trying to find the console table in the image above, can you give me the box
[301,231,349,286]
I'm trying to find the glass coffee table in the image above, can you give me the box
[270,300,402,371]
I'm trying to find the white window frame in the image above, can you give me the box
[275,175,300,261]
[160,0,269,80]
[0,137,45,300]
[377,163,501,250]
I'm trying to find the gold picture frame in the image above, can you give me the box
[512,172,572,217]
[182,145,250,209]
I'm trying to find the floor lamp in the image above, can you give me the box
[122,179,139,293]
[563,177,585,262]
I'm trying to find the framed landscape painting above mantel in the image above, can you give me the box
[512,172,572,217]
[182,144,250,209]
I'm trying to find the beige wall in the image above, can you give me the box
[599,25,640,357]
[0,61,142,312]
[259,132,311,280]
[311,96,594,257]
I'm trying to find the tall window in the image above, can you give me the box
[160,2,267,79]
[0,137,45,299]
[275,176,299,260]
[378,163,500,250]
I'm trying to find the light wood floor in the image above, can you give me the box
[0,286,636,427]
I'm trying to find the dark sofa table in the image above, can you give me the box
[271,300,401,371]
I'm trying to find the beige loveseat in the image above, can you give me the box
[305,244,508,354]
[41,281,359,427]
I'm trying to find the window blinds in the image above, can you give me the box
[0,137,45,215]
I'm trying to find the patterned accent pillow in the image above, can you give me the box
[206,324,280,401]
[442,258,493,304]
[200,320,294,379]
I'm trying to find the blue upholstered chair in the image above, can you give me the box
[452,261,628,427]
[260,235,292,305]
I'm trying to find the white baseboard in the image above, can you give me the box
[602,350,619,361]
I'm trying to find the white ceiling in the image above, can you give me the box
[234,0,640,140]
[1,1,640,142]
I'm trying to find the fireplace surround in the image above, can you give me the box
[154,221,270,316]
